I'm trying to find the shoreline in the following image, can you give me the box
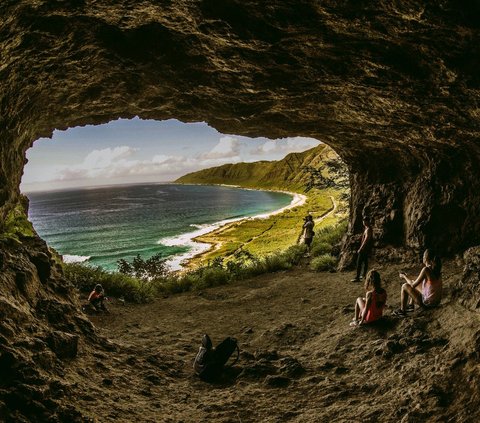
[161,185,307,271]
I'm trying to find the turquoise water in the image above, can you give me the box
[26,184,293,271]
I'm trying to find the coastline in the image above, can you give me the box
[161,185,307,271]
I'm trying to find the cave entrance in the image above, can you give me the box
[21,118,349,272]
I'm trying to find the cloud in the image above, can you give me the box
[200,136,241,160]
[50,146,198,182]
[250,137,320,156]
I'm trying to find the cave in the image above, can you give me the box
[2,1,480,260]
[2,1,480,421]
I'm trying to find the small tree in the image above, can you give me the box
[303,156,349,197]
[117,253,168,280]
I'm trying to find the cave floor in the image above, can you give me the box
[67,260,479,422]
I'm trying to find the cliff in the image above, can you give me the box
[175,143,342,192]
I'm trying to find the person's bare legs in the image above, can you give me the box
[401,283,422,311]
[407,286,422,307]
[354,297,365,321]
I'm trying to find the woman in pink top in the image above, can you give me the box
[350,270,387,327]
[393,249,442,317]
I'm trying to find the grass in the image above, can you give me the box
[188,188,346,266]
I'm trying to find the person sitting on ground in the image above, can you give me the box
[301,214,315,255]
[88,283,107,312]
[393,249,442,317]
[351,217,373,282]
[350,269,387,327]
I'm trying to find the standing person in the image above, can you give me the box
[301,214,315,255]
[351,218,373,282]
[350,270,387,327]
[393,249,442,317]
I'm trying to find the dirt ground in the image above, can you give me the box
[66,259,480,422]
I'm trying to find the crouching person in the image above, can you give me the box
[88,284,108,312]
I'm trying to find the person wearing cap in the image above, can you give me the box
[88,284,107,312]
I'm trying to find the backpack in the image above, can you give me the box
[193,334,239,381]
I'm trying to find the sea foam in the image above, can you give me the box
[63,254,91,263]
[158,191,305,271]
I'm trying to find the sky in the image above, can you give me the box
[21,117,321,192]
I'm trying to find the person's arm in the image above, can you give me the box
[400,267,427,288]
[88,291,95,302]
[359,291,372,325]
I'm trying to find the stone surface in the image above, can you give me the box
[454,246,480,311]
[0,1,480,259]
[46,330,79,359]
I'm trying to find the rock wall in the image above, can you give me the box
[2,1,480,257]
[1,1,480,418]
[0,230,97,420]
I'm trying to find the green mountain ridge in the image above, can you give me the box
[175,143,340,192]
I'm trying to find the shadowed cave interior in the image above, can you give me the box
[2,1,480,421]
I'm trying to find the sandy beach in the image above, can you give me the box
[161,187,307,271]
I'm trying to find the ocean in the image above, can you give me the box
[26,184,294,271]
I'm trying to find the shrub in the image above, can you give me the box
[281,244,307,265]
[157,275,194,294]
[315,220,347,246]
[310,254,337,272]
[309,220,347,258]
[311,241,332,257]
[193,267,231,290]
[261,254,293,273]
[117,253,169,280]
[64,263,155,303]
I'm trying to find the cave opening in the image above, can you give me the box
[20,117,348,272]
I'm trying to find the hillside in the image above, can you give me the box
[174,143,348,266]
[175,143,342,192]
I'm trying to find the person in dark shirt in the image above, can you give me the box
[351,218,373,282]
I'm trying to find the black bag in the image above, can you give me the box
[193,334,239,381]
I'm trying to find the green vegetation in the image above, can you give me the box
[65,221,347,303]
[176,143,342,193]
[188,188,347,266]
[1,201,36,242]
[64,263,156,303]
[117,253,168,280]
[310,254,337,272]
